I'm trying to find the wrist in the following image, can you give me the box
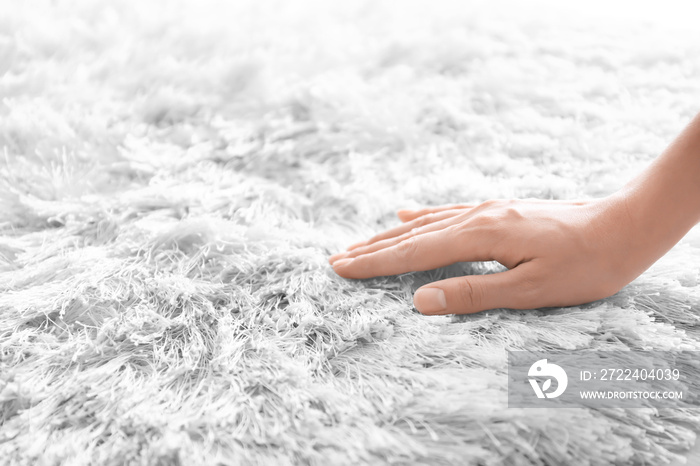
[602,185,695,277]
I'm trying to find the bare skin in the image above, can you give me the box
[329,112,700,315]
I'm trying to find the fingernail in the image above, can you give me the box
[413,288,447,315]
[333,258,354,268]
[329,252,348,263]
[347,241,367,250]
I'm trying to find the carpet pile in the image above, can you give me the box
[2,0,700,464]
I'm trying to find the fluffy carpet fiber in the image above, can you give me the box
[2,0,700,464]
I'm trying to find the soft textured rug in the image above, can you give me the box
[2,0,700,464]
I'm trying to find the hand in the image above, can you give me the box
[329,194,658,315]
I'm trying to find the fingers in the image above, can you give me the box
[397,199,591,223]
[332,225,495,279]
[336,210,463,258]
[329,215,462,264]
[343,199,587,255]
[397,204,475,222]
[413,262,538,315]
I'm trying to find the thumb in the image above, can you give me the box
[413,265,534,315]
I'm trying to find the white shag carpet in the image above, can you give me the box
[2,0,700,464]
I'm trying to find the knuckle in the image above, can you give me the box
[457,279,482,311]
[472,213,501,226]
[474,205,523,226]
[444,223,463,236]
[414,214,432,227]
[503,206,524,220]
[407,227,422,237]
[484,198,510,208]
[396,236,419,258]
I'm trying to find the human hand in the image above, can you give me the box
[329,195,660,315]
